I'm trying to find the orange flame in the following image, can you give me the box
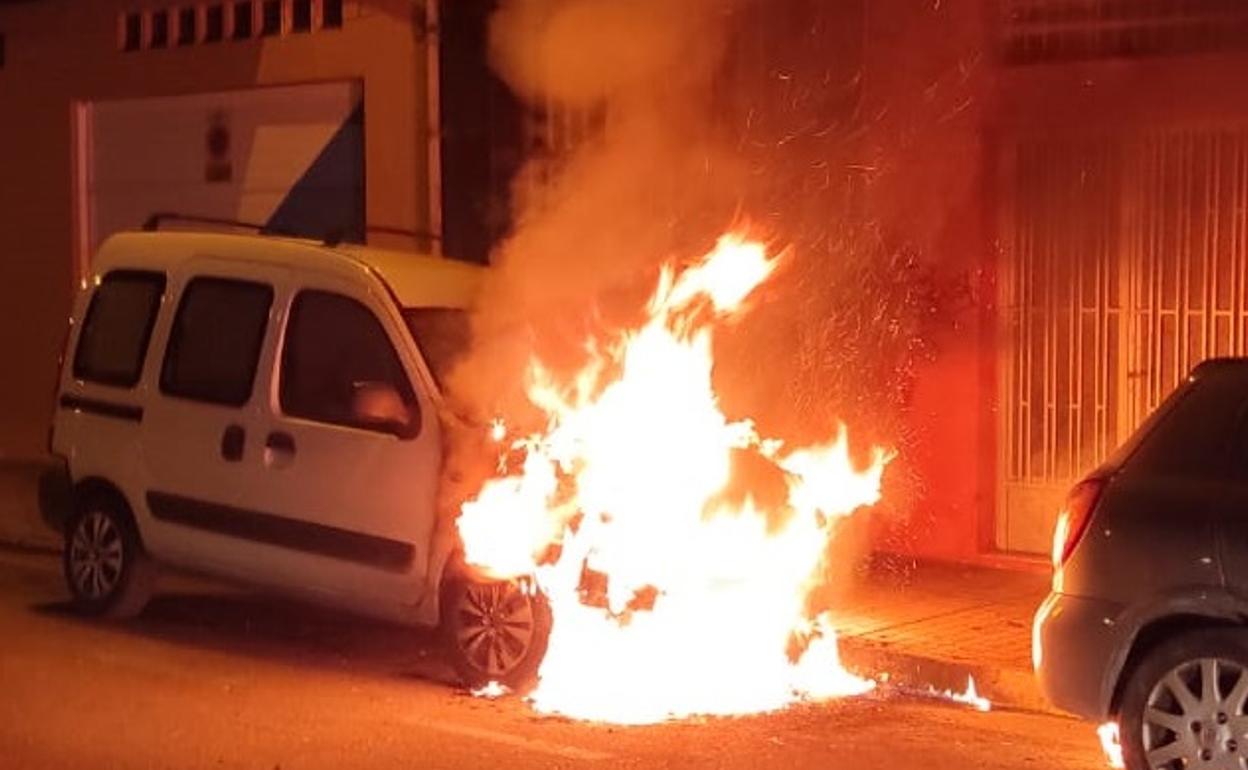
[1097,722,1125,768]
[457,232,893,723]
[929,676,992,712]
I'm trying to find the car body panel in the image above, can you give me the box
[334,243,483,310]
[135,258,295,587]
[1213,468,1248,598]
[1033,591,1125,717]
[1058,474,1224,605]
[1033,360,1248,720]
[1035,584,1248,719]
[86,232,485,317]
[49,230,484,627]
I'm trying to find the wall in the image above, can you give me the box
[857,0,996,561]
[0,0,428,462]
[858,0,1248,560]
[990,50,1248,554]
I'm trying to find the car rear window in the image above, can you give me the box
[160,277,273,406]
[72,270,166,388]
[1126,365,1248,480]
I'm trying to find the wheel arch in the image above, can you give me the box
[72,477,144,545]
[422,524,467,625]
[1109,613,1246,714]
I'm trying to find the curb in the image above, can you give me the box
[0,458,68,558]
[837,635,1063,716]
[0,538,61,557]
[0,534,1063,717]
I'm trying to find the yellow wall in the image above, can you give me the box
[0,0,430,461]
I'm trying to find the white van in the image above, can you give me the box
[47,221,549,688]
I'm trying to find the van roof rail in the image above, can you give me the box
[142,212,279,234]
[141,214,444,249]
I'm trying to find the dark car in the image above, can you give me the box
[1034,359,1248,770]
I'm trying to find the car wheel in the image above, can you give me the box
[63,495,154,619]
[442,577,551,691]
[1120,628,1248,770]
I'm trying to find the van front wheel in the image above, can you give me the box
[442,577,551,692]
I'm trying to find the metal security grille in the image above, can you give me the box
[507,103,606,223]
[1000,127,1248,553]
[1001,0,1248,65]
[1001,138,1126,553]
[520,102,608,199]
[1124,130,1248,427]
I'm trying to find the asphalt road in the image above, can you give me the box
[0,547,1105,770]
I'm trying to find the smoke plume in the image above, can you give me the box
[445,0,748,424]
[445,0,980,579]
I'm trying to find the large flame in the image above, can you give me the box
[456,233,893,724]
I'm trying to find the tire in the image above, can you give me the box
[442,576,552,692]
[1120,628,1248,770]
[63,494,155,619]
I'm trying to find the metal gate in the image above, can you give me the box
[1000,127,1248,554]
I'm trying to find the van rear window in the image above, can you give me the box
[73,271,166,388]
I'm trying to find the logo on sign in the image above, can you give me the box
[205,110,232,183]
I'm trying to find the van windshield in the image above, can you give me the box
[401,307,471,390]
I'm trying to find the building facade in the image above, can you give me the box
[864,0,1248,560]
[4,0,1248,563]
[992,2,1248,555]
[0,0,442,464]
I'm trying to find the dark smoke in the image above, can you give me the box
[444,0,981,586]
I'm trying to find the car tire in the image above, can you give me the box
[442,576,552,692]
[1120,628,1248,770]
[63,494,155,619]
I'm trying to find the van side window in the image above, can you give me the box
[280,290,418,433]
[73,270,166,388]
[160,277,273,406]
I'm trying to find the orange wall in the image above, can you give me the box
[858,1,1248,560]
[855,0,997,560]
[0,0,429,462]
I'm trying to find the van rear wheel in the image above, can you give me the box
[442,577,551,692]
[63,496,154,618]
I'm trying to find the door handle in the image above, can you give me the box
[263,431,296,469]
[265,431,296,455]
[221,424,245,462]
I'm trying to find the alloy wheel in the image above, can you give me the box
[455,581,537,678]
[1141,657,1248,769]
[68,510,124,601]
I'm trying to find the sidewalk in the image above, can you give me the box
[833,555,1053,713]
[0,460,61,552]
[0,463,1052,712]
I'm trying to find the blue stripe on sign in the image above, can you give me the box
[265,104,365,243]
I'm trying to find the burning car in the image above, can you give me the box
[46,216,551,689]
[451,232,891,722]
[48,219,891,722]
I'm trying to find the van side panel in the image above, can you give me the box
[52,270,166,539]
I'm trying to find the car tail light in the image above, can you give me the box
[1052,477,1106,568]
